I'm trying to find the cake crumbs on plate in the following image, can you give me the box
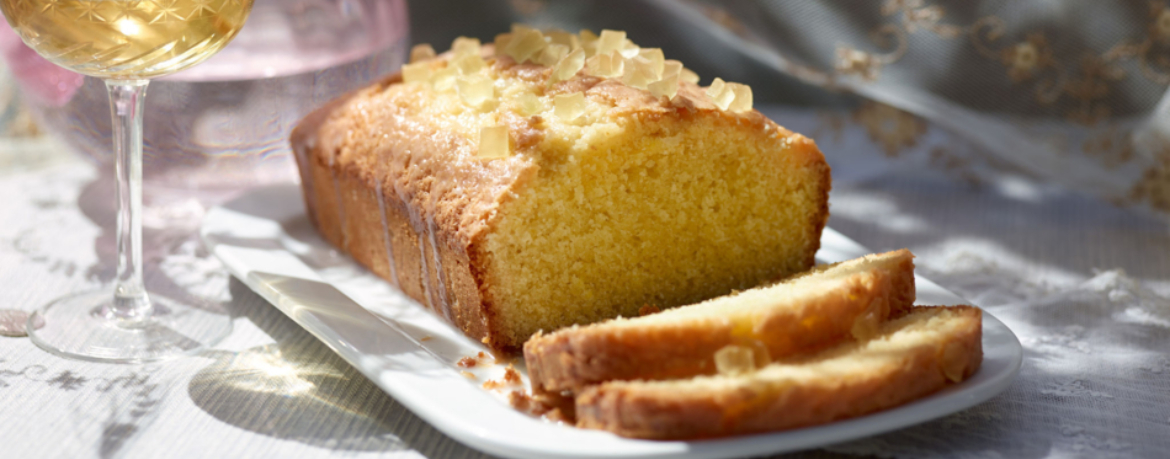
[457,357,478,368]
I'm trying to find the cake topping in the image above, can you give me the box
[504,26,547,64]
[402,61,432,84]
[452,36,481,58]
[478,125,511,159]
[554,92,586,121]
[403,26,753,115]
[585,51,624,78]
[512,92,546,117]
[410,44,436,63]
[706,77,754,113]
[456,74,494,108]
[549,48,585,86]
[594,30,627,57]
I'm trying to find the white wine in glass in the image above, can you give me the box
[1,0,253,362]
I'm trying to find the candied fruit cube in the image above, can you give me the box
[554,92,586,121]
[410,44,436,63]
[478,125,511,159]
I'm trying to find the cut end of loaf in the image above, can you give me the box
[483,113,830,350]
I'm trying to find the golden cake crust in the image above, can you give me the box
[574,306,984,439]
[291,45,831,352]
[524,250,917,395]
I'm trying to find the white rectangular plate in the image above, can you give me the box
[201,184,1022,459]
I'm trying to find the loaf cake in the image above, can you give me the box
[576,305,983,439]
[290,26,831,352]
[525,249,916,395]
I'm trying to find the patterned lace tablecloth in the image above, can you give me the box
[0,106,1168,459]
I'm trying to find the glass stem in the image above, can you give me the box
[107,79,151,320]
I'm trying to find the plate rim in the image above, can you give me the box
[200,184,1023,459]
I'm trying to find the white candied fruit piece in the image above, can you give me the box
[680,67,701,84]
[402,61,432,84]
[536,43,569,67]
[727,82,754,113]
[478,125,510,159]
[493,33,512,56]
[637,48,665,78]
[554,92,586,121]
[430,66,458,91]
[707,77,735,110]
[452,36,481,58]
[714,345,757,375]
[596,30,626,57]
[648,71,680,99]
[550,48,585,85]
[512,92,545,117]
[505,28,546,64]
[410,44,436,63]
[457,74,495,107]
[546,30,580,51]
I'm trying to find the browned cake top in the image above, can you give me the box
[291,26,784,252]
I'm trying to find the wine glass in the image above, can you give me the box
[0,0,254,362]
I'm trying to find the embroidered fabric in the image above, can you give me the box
[652,0,1170,218]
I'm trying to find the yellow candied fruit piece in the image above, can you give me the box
[636,48,665,77]
[550,48,585,85]
[596,30,626,57]
[662,60,683,80]
[410,44,436,63]
[850,299,884,341]
[579,29,600,57]
[536,43,569,67]
[493,33,512,55]
[728,82,754,113]
[402,61,432,84]
[452,36,481,58]
[585,51,624,78]
[512,92,546,117]
[714,345,757,375]
[648,70,680,99]
[941,340,968,383]
[554,92,586,121]
[453,53,486,75]
[505,28,546,64]
[619,38,641,58]
[478,125,511,159]
[707,77,735,110]
[546,30,580,51]
[431,66,458,91]
[457,74,495,107]
[680,67,701,84]
[622,56,657,90]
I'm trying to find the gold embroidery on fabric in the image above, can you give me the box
[1128,144,1170,213]
[1082,125,1136,169]
[854,101,927,156]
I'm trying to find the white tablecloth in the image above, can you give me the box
[0,106,1167,459]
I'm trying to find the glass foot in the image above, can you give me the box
[28,290,232,363]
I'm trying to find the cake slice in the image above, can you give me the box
[524,249,916,395]
[575,306,983,439]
